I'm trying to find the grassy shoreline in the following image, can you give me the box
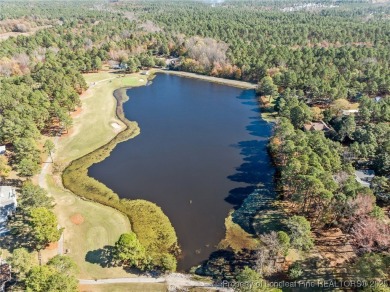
[62,81,179,269]
[41,73,143,279]
[53,70,267,280]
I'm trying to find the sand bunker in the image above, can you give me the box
[111,122,121,129]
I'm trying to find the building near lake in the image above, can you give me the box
[0,186,17,235]
[303,121,330,132]
[342,109,359,116]
[355,169,375,188]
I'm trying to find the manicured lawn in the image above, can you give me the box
[46,176,133,279]
[42,72,147,279]
[57,72,146,164]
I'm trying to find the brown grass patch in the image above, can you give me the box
[313,228,356,267]
[218,214,259,251]
[70,213,85,225]
[46,241,58,250]
[70,106,82,118]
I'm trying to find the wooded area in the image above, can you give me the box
[0,0,389,290]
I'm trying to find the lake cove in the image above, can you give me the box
[88,73,274,271]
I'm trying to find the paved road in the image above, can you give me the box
[38,136,62,255]
[37,76,118,256]
[38,136,59,188]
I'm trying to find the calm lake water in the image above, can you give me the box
[89,73,273,270]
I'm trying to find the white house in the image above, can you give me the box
[342,109,359,116]
[0,146,5,155]
[0,186,17,235]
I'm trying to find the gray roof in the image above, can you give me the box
[0,186,16,207]
[0,186,16,235]
[342,109,359,116]
[303,121,330,131]
[355,170,375,187]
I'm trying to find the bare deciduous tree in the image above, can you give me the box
[351,217,390,252]
[185,36,229,70]
[140,20,162,33]
[255,232,285,276]
[13,53,30,74]
[347,194,375,218]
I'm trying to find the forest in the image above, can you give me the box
[0,0,389,291]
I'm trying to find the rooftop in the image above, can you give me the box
[0,186,16,235]
[355,169,375,188]
[342,109,359,116]
[0,186,16,207]
[303,121,330,132]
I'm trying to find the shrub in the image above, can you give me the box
[63,88,178,268]
[288,262,303,280]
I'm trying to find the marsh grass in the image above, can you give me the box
[63,86,178,267]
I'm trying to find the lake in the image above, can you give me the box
[88,73,274,270]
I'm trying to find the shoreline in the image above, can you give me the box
[154,69,277,122]
[39,73,141,279]
[59,70,271,277]
[154,69,257,89]
[62,80,179,270]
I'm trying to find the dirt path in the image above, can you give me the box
[90,76,118,87]
[38,136,64,256]
[38,137,59,188]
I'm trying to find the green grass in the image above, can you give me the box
[79,283,168,292]
[62,85,178,268]
[46,176,133,279]
[261,111,278,123]
[43,72,147,279]
[57,72,147,164]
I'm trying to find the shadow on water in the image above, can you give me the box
[89,75,280,270]
[225,91,279,235]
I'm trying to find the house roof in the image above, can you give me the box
[0,146,5,153]
[355,170,375,187]
[0,187,16,234]
[342,109,359,115]
[303,121,329,131]
[0,186,16,208]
